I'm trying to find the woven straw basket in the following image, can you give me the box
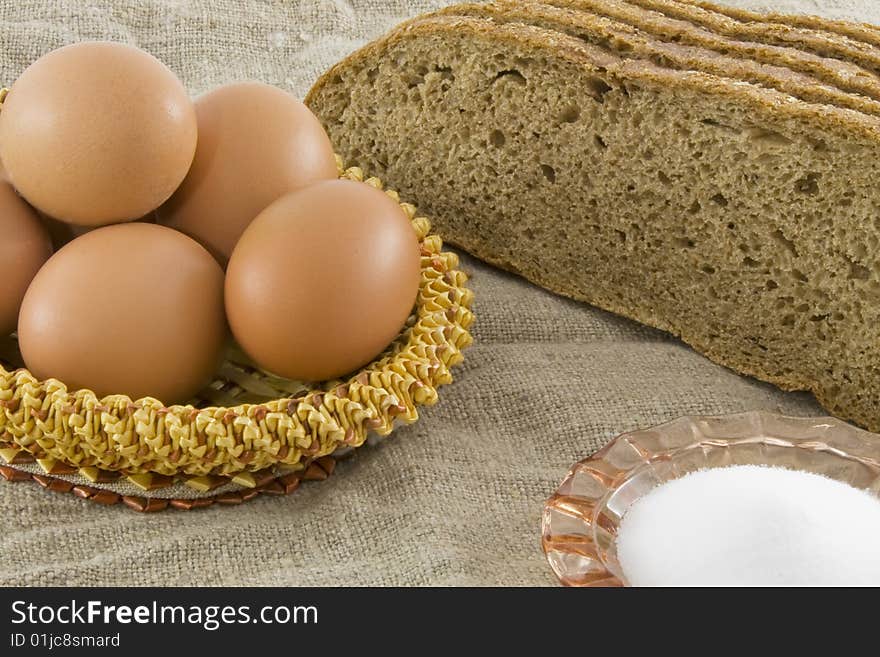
[0,122,475,509]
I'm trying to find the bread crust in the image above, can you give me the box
[543,0,880,101]
[435,1,880,118]
[625,0,880,74]
[682,0,880,48]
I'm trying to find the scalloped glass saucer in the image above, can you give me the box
[541,411,880,587]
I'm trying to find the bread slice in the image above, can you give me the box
[544,0,880,101]
[307,14,880,431]
[625,0,880,74]
[682,0,880,49]
[436,1,880,118]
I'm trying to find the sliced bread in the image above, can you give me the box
[544,0,880,101]
[436,1,880,118]
[625,0,880,74]
[682,0,880,48]
[307,13,880,431]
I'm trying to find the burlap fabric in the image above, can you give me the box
[0,0,874,586]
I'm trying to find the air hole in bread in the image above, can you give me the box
[710,193,728,207]
[701,118,738,134]
[540,164,557,183]
[490,129,506,148]
[744,127,793,147]
[434,65,454,81]
[792,269,809,283]
[849,260,871,280]
[673,237,696,249]
[614,229,626,243]
[766,280,779,290]
[594,134,607,149]
[492,69,526,85]
[794,172,820,195]
[770,229,799,257]
[586,77,612,102]
[743,257,760,267]
[406,73,425,88]
[701,264,716,274]
[657,171,672,186]
[558,104,581,124]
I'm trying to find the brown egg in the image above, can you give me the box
[225,179,422,382]
[158,81,338,264]
[18,223,226,403]
[0,41,197,226]
[0,179,52,335]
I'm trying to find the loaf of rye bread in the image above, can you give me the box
[306,5,880,431]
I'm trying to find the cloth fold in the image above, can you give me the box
[0,0,872,586]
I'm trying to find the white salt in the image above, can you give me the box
[616,465,880,586]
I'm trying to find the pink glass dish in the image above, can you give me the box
[541,411,880,586]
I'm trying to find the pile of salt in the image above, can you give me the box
[616,465,880,586]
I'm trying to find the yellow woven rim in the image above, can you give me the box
[0,160,475,478]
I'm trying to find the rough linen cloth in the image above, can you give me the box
[0,0,874,586]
